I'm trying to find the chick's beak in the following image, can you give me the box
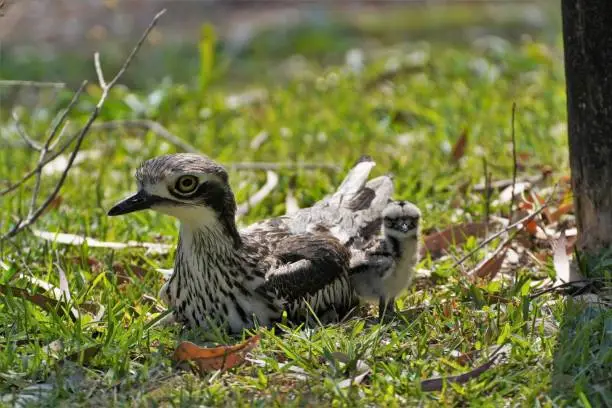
[108,190,161,216]
[399,222,411,233]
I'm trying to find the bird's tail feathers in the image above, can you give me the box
[329,156,376,207]
[364,174,394,209]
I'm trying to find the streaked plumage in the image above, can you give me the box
[349,200,422,320]
[108,153,394,333]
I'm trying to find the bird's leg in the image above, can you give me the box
[378,296,396,322]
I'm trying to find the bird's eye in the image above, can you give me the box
[175,175,199,194]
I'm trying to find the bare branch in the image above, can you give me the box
[94,52,108,89]
[11,111,42,151]
[236,171,279,217]
[0,9,167,242]
[0,83,87,197]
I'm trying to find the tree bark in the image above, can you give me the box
[562,0,612,259]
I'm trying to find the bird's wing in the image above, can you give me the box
[349,248,394,279]
[255,233,351,304]
[242,156,394,247]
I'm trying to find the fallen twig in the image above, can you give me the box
[509,102,518,222]
[33,230,172,254]
[0,284,79,320]
[0,80,66,88]
[420,347,507,392]
[236,171,279,217]
[0,9,167,242]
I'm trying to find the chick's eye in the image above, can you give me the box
[175,176,198,194]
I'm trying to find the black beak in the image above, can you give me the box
[399,219,418,233]
[108,190,161,216]
[399,222,411,233]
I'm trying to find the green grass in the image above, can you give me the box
[1,6,609,407]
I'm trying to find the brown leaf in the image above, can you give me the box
[468,248,507,280]
[42,195,62,214]
[173,335,261,375]
[548,202,574,223]
[422,222,489,258]
[0,284,77,320]
[523,219,539,236]
[451,128,468,162]
[112,262,148,284]
[420,351,505,392]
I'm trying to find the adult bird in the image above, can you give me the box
[107,153,394,333]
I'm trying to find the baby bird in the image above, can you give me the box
[349,200,422,320]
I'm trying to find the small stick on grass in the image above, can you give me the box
[421,345,507,392]
[483,157,492,234]
[508,102,518,222]
[0,80,66,88]
[236,171,279,217]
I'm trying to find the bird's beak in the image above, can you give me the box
[399,222,411,233]
[108,190,160,216]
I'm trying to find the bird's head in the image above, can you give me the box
[108,153,239,238]
[382,200,421,239]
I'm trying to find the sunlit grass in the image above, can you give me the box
[1,8,602,406]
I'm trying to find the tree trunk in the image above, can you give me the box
[562,0,612,260]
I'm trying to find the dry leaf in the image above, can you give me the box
[112,262,148,284]
[0,284,78,320]
[523,219,539,236]
[451,128,468,162]
[548,202,574,223]
[56,265,71,302]
[328,352,372,389]
[551,230,582,285]
[173,335,261,375]
[468,248,508,280]
[42,195,63,214]
[337,369,370,389]
[422,222,489,258]
[495,182,531,206]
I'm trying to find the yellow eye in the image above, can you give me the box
[175,175,198,194]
